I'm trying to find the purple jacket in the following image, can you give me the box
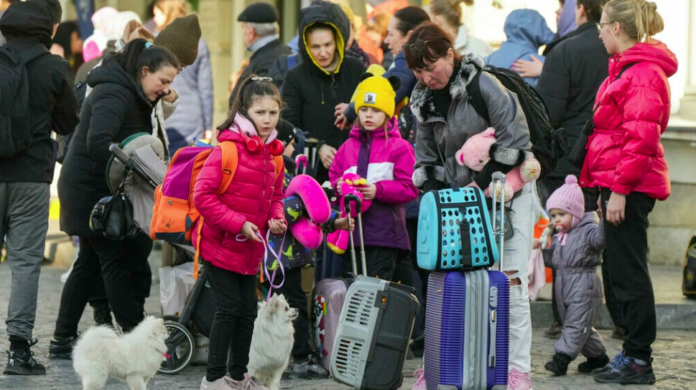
[329,117,418,250]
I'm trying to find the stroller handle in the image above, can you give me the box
[109,143,130,163]
[108,143,159,189]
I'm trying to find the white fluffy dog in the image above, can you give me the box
[247,294,298,390]
[73,316,169,390]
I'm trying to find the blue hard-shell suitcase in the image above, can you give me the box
[417,187,498,271]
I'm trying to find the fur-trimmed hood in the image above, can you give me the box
[409,54,486,124]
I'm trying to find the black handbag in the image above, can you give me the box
[568,115,595,169]
[89,162,139,240]
[568,63,637,169]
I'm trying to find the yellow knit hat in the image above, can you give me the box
[354,74,400,118]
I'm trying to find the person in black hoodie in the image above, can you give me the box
[0,0,78,376]
[51,40,178,357]
[534,0,615,339]
[281,0,366,184]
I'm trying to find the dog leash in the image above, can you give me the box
[263,230,286,300]
[236,231,287,301]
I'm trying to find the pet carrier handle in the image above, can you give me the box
[491,172,506,272]
[295,155,308,176]
[344,194,368,277]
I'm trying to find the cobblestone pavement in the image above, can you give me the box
[1,265,695,389]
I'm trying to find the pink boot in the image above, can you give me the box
[507,368,533,390]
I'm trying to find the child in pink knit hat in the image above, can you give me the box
[535,175,609,376]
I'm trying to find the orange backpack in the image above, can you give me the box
[151,141,283,277]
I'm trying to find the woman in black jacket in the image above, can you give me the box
[281,0,365,184]
[52,40,178,353]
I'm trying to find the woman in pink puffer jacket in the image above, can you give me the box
[582,1,677,385]
[193,76,286,390]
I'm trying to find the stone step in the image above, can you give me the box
[531,300,696,330]
[531,265,696,330]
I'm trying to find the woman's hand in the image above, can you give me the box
[241,221,262,243]
[268,219,287,235]
[533,239,541,250]
[334,217,355,232]
[512,55,543,78]
[358,184,377,200]
[162,88,178,103]
[606,192,626,226]
[319,144,337,169]
[334,103,349,129]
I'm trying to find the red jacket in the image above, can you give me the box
[192,115,285,274]
[580,41,677,200]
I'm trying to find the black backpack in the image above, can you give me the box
[466,64,568,179]
[0,43,49,158]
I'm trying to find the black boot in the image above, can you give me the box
[410,333,424,358]
[91,301,113,328]
[48,334,79,360]
[578,353,610,373]
[544,353,572,376]
[4,338,46,375]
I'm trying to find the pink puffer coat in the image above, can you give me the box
[192,114,285,274]
[579,41,677,200]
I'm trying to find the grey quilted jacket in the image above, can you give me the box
[410,55,531,188]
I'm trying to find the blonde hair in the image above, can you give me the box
[604,0,664,43]
[154,0,187,31]
[429,0,473,29]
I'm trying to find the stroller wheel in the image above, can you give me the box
[159,321,195,375]
[161,314,179,322]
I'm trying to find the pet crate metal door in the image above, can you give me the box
[330,277,385,389]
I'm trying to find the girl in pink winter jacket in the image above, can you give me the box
[193,75,286,390]
[329,74,418,280]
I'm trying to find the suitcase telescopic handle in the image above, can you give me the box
[343,194,368,277]
[344,194,362,214]
[491,172,506,272]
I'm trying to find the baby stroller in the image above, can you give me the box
[108,143,217,375]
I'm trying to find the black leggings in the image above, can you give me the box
[205,260,258,382]
[54,234,150,336]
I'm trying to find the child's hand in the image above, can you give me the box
[241,221,262,243]
[336,178,344,196]
[268,219,287,235]
[596,207,603,221]
[335,217,355,232]
[357,183,377,200]
[533,239,541,250]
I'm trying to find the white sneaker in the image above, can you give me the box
[224,375,269,390]
[201,377,234,390]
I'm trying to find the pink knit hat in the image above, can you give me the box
[546,175,584,221]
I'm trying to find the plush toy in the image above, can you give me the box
[326,173,373,255]
[455,128,541,201]
[284,175,331,250]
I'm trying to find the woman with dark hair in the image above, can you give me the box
[52,39,179,356]
[335,6,430,129]
[405,23,536,390]
[50,21,84,74]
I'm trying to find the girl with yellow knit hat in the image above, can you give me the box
[329,74,418,279]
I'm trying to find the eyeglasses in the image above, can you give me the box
[251,76,273,83]
[403,39,432,54]
[596,21,617,33]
